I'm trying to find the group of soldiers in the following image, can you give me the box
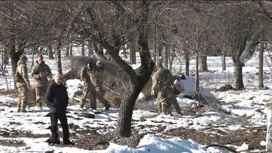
[14,54,182,115]
[14,54,110,113]
[15,55,51,112]
[79,60,111,110]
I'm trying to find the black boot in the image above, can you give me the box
[45,138,60,145]
[63,140,75,145]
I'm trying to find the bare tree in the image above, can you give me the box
[216,2,264,90]
[74,1,155,137]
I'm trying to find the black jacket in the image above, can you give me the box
[46,80,69,113]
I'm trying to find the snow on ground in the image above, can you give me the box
[0,51,271,152]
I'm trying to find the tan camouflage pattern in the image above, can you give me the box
[79,66,93,108]
[152,67,181,115]
[17,87,28,112]
[88,67,110,109]
[31,61,51,108]
[15,60,30,112]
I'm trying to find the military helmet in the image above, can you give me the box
[96,60,103,68]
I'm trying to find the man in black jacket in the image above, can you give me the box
[45,73,74,145]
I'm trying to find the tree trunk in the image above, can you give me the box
[185,52,189,76]
[88,39,94,56]
[65,46,69,57]
[199,55,208,72]
[153,23,157,64]
[222,49,226,71]
[115,36,154,137]
[1,47,8,72]
[164,44,169,69]
[57,40,63,75]
[115,85,139,136]
[234,62,244,90]
[10,40,24,89]
[93,41,106,59]
[232,35,247,90]
[169,47,175,72]
[48,45,54,59]
[81,42,85,56]
[115,0,153,137]
[3,47,9,65]
[129,42,136,64]
[259,42,264,88]
[31,47,36,68]
[156,41,163,67]
[195,54,199,94]
[69,42,73,56]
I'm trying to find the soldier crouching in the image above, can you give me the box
[151,58,181,115]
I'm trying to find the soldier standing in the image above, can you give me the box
[14,54,31,112]
[31,55,52,110]
[79,62,93,109]
[88,60,111,110]
[151,58,181,115]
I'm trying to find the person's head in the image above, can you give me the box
[87,61,93,70]
[53,73,62,85]
[20,54,27,63]
[37,55,43,64]
[96,60,103,68]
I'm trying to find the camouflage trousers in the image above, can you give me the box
[35,86,47,109]
[90,85,110,110]
[156,86,181,115]
[17,86,28,112]
[79,84,91,108]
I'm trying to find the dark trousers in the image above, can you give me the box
[50,112,70,142]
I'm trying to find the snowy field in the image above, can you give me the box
[0,51,271,153]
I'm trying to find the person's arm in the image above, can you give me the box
[22,65,30,87]
[46,64,52,78]
[46,84,55,108]
[80,67,87,81]
[64,86,69,108]
[31,65,41,80]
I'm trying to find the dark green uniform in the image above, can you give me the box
[31,61,51,109]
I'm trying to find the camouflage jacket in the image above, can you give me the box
[15,60,30,87]
[31,61,52,87]
[89,67,104,87]
[80,66,91,83]
[151,68,173,93]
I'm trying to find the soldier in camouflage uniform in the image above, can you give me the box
[79,64,93,109]
[15,55,31,112]
[31,55,52,110]
[151,59,181,115]
[88,60,111,110]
